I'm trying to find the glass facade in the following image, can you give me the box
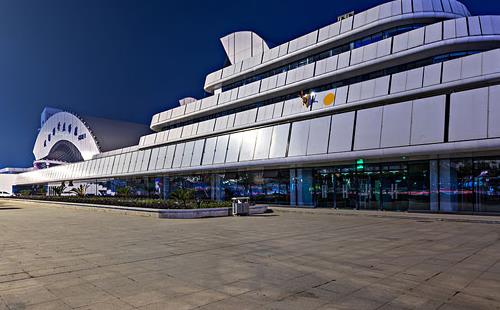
[24,156,500,215]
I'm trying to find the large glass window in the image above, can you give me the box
[473,159,500,213]
[439,159,474,213]
[408,162,430,211]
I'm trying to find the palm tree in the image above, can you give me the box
[70,184,90,197]
[52,184,67,196]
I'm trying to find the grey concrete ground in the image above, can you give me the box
[0,200,499,310]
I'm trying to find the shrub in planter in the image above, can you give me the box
[12,195,233,210]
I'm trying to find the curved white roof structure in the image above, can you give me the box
[33,109,150,168]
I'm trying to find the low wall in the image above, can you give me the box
[159,207,231,219]
[159,205,268,219]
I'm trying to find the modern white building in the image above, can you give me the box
[12,0,500,214]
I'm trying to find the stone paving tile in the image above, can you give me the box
[0,200,500,309]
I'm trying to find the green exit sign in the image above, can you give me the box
[356,159,364,171]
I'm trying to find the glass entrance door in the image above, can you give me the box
[356,172,380,210]
[380,169,409,211]
[333,171,357,209]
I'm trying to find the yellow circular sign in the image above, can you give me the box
[323,92,335,106]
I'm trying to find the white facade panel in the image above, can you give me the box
[191,140,205,166]
[455,18,468,37]
[256,104,275,122]
[329,113,355,152]
[449,88,489,142]
[379,1,393,19]
[468,16,482,36]
[488,85,500,138]
[269,124,290,158]
[148,148,159,171]
[408,28,425,49]
[158,110,172,123]
[112,154,122,174]
[405,67,424,90]
[393,32,409,53]
[213,135,229,164]
[288,120,310,157]
[273,101,284,118]
[202,138,217,166]
[335,86,349,105]
[424,22,443,44]
[197,119,215,135]
[226,132,243,163]
[381,101,412,148]
[461,53,482,79]
[184,101,196,115]
[402,0,413,14]
[214,115,229,131]
[127,153,137,173]
[442,58,462,83]
[227,113,236,129]
[133,151,144,172]
[376,38,392,58]
[374,76,390,97]
[483,49,500,75]
[200,95,218,110]
[431,0,443,11]
[122,153,132,173]
[413,0,423,11]
[411,96,446,145]
[163,145,176,169]
[306,116,330,155]
[354,106,383,150]
[391,0,402,15]
[351,47,364,66]
[140,149,151,172]
[441,0,452,12]
[239,130,257,162]
[337,51,351,69]
[365,42,378,62]
[390,71,407,93]
[361,79,376,100]
[253,127,273,160]
[168,127,182,141]
[181,141,195,167]
[172,143,185,168]
[347,82,362,102]
[353,11,367,29]
[278,43,288,57]
[443,19,456,39]
[262,46,279,63]
[170,105,186,119]
[155,146,167,170]
[365,6,380,24]
[423,63,442,87]
[318,22,340,42]
[340,16,353,33]
[276,72,287,88]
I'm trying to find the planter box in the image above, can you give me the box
[159,207,231,219]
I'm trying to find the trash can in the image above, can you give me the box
[231,197,250,216]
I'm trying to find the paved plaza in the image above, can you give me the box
[0,200,499,309]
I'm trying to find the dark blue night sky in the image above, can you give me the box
[0,0,499,168]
